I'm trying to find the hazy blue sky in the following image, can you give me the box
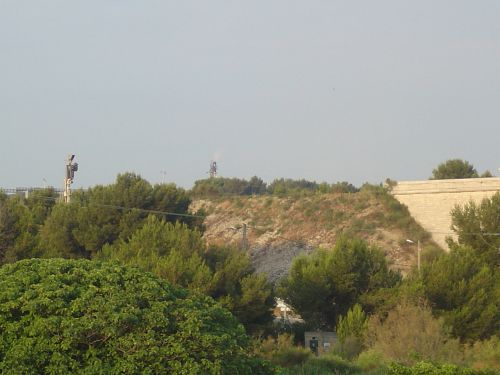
[1,1,499,189]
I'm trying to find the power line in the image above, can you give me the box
[6,195,500,236]
[33,196,205,219]
[90,203,205,219]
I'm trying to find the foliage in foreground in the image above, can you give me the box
[387,361,497,375]
[281,356,496,375]
[98,215,275,334]
[0,258,273,374]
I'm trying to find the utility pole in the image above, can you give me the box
[241,223,248,251]
[417,240,421,274]
[63,154,78,204]
[406,238,421,275]
[229,223,249,251]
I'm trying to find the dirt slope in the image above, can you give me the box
[191,190,439,282]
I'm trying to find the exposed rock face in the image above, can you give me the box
[191,192,434,281]
[249,244,315,283]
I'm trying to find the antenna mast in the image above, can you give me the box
[209,161,218,178]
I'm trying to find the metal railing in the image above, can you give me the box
[0,187,64,196]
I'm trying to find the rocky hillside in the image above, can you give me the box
[190,186,441,283]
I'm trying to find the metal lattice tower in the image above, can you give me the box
[209,161,218,178]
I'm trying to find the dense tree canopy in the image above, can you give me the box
[448,192,500,266]
[420,193,500,342]
[190,177,358,197]
[422,247,499,341]
[191,176,268,197]
[35,173,198,259]
[278,237,400,329]
[98,216,275,334]
[0,175,274,335]
[98,215,211,292]
[0,195,39,263]
[204,245,275,333]
[0,259,272,374]
[430,159,486,180]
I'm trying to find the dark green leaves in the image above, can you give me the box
[0,259,270,374]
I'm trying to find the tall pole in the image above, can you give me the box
[406,238,421,275]
[417,240,421,274]
[241,223,248,250]
[64,155,71,203]
[63,154,78,204]
[209,161,218,178]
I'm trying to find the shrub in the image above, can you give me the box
[387,361,496,375]
[283,353,362,374]
[356,350,387,372]
[337,304,369,359]
[257,334,311,368]
[464,336,500,371]
[367,300,462,366]
[0,258,272,374]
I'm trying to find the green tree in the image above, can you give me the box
[0,258,273,374]
[422,247,499,341]
[98,215,212,293]
[98,219,274,334]
[419,193,500,341]
[36,173,195,259]
[267,178,319,196]
[278,237,401,329]
[191,177,268,197]
[244,176,267,195]
[337,304,369,359]
[37,203,88,259]
[204,245,275,334]
[337,304,368,345]
[448,192,500,266]
[0,196,39,263]
[73,173,194,249]
[24,188,59,225]
[431,159,478,180]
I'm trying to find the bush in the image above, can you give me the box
[0,258,272,374]
[464,336,500,371]
[283,353,362,374]
[367,300,462,366]
[387,361,496,375]
[356,350,387,372]
[274,347,313,368]
[337,304,368,359]
[257,334,311,368]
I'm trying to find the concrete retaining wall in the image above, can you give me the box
[391,178,500,250]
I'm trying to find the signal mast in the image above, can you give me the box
[63,154,78,203]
